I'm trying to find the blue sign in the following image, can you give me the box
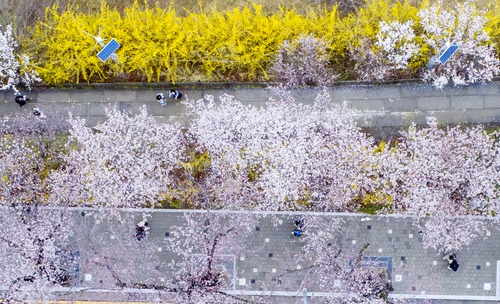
[439,42,459,64]
[97,38,120,62]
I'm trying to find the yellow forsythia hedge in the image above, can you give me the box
[19,0,499,84]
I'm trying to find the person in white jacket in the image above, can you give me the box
[156,93,167,106]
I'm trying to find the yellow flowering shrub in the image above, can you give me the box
[486,1,500,55]
[19,0,500,84]
[22,1,344,83]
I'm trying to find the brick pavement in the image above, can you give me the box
[66,208,500,302]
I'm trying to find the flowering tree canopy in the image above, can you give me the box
[0,24,40,92]
[376,118,500,252]
[351,20,419,81]
[0,131,41,206]
[419,2,500,89]
[164,211,257,303]
[187,89,376,211]
[271,35,338,87]
[349,1,500,88]
[50,106,184,208]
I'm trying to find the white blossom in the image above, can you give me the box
[0,24,40,93]
[419,1,500,89]
[351,20,419,81]
[50,106,184,209]
[271,35,338,87]
[376,118,500,252]
[186,88,377,211]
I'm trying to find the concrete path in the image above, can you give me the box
[2,82,500,127]
[62,208,500,303]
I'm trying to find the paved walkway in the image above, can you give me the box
[2,82,500,127]
[59,208,500,303]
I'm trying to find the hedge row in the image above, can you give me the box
[19,0,500,84]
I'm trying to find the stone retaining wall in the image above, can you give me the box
[1,82,500,127]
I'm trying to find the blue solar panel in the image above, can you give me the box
[439,42,459,64]
[97,38,120,62]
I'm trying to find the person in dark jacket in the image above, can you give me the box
[444,254,459,272]
[168,89,182,100]
[15,95,29,107]
[292,217,305,237]
[449,259,459,272]
[135,220,150,241]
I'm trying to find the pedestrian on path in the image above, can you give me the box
[135,220,150,241]
[156,93,167,106]
[168,89,182,100]
[15,95,30,107]
[292,217,305,237]
[443,254,459,272]
[32,108,46,119]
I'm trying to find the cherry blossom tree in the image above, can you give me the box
[0,112,76,302]
[186,89,377,211]
[350,20,419,81]
[50,106,185,209]
[0,126,42,206]
[0,108,71,207]
[270,35,338,87]
[0,24,40,93]
[0,206,75,302]
[419,2,500,89]
[375,118,500,252]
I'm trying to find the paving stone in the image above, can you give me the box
[451,95,484,109]
[39,90,71,103]
[382,97,418,112]
[399,84,446,98]
[84,115,106,127]
[467,109,500,123]
[418,96,451,111]
[53,102,88,117]
[332,86,370,101]
[4,83,500,128]
[426,110,468,125]
[202,89,235,100]
[103,90,137,102]
[1,101,31,115]
[87,102,112,116]
[467,83,499,95]
[71,90,104,103]
[181,89,203,101]
[351,99,385,111]
[234,88,270,103]
[484,94,500,109]
[372,86,402,99]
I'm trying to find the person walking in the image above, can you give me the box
[168,89,182,100]
[292,217,305,237]
[135,220,150,241]
[443,254,459,272]
[156,93,167,106]
[32,108,46,119]
[15,95,30,107]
